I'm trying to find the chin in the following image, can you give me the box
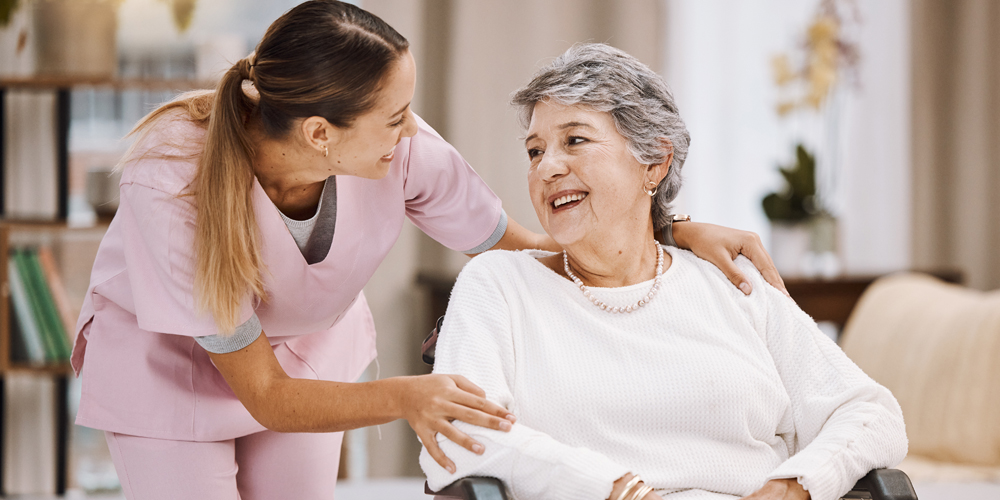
[544,224,587,248]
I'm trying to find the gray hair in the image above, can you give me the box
[511,43,690,231]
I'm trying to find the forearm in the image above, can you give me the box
[422,420,629,500]
[485,215,560,253]
[251,376,405,433]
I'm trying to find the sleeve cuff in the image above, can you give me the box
[195,314,262,354]
[462,210,508,254]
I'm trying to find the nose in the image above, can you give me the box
[536,149,569,181]
[402,110,418,139]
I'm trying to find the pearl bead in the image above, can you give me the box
[563,241,664,314]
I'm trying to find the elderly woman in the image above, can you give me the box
[419,44,907,500]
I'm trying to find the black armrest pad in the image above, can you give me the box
[425,477,507,500]
[425,469,915,500]
[848,469,918,500]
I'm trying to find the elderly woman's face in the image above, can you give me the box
[525,101,652,246]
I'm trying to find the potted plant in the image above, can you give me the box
[766,0,858,277]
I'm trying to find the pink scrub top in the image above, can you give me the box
[71,113,503,442]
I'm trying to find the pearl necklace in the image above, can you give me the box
[563,242,664,313]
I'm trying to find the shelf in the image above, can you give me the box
[0,76,212,92]
[4,362,73,376]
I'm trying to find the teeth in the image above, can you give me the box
[553,193,587,208]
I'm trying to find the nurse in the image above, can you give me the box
[71,1,785,499]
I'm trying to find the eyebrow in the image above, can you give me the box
[524,121,596,145]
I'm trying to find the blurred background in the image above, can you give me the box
[0,0,997,499]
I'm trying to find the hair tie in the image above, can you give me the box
[246,52,258,82]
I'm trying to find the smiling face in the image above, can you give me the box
[526,101,665,248]
[299,49,419,181]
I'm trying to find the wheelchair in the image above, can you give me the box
[421,317,918,500]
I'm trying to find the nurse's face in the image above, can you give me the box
[317,50,419,180]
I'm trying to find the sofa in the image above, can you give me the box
[839,273,1000,499]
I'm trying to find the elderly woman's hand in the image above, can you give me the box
[739,479,810,500]
[671,222,788,296]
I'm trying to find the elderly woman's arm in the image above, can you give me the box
[738,261,908,500]
[420,257,640,500]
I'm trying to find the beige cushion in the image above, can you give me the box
[840,273,1000,467]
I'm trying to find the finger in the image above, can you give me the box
[713,254,753,295]
[437,421,486,455]
[740,238,789,297]
[452,392,516,426]
[420,431,456,474]
[450,374,486,398]
[449,401,514,432]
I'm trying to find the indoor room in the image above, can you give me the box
[0,0,996,499]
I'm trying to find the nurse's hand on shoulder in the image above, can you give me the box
[393,373,516,473]
[671,222,789,297]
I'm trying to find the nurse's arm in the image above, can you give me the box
[207,332,515,471]
[481,215,787,296]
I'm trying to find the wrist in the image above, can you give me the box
[663,214,693,248]
[375,377,408,420]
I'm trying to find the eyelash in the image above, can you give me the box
[526,137,588,159]
[390,115,406,127]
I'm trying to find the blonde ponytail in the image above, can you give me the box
[191,58,266,333]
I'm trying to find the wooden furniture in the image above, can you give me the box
[784,270,962,330]
[0,76,205,496]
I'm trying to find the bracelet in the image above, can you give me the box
[614,475,643,500]
[627,484,654,500]
[660,214,691,247]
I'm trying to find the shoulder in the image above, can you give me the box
[119,110,206,196]
[460,249,544,278]
[667,246,766,291]
[456,249,553,291]
[401,114,463,168]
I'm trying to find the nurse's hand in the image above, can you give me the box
[671,221,788,297]
[395,374,516,473]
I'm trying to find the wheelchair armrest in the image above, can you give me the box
[845,469,917,500]
[424,477,507,500]
[425,469,915,500]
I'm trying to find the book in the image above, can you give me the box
[7,257,46,363]
[3,91,60,220]
[8,307,30,362]
[36,246,76,346]
[25,249,71,360]
[13,250,58,361]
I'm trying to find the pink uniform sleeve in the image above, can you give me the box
[117,181,254,337]
[403,116,505,253]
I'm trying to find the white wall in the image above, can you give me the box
[664,0,912,275]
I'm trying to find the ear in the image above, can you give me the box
[645,138,674,185]
[298,116,341,154]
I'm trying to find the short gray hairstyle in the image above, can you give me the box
[511,43,690,231]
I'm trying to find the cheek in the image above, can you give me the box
[527,173,546,211]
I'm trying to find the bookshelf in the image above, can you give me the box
[0,76,206,496]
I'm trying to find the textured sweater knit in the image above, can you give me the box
[420,246,907,500]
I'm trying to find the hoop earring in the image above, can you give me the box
[644,181,658,197]
[322,145,329,158]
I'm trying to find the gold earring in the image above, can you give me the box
[644,181,658,197]
[323,145,329,158]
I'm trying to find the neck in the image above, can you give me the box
[563,228,661,288]
[252,132,326,219]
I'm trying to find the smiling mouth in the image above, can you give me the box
[552,192,588,210]
[380,148,395,161]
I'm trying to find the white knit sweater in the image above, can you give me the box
[419,246,907,500]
